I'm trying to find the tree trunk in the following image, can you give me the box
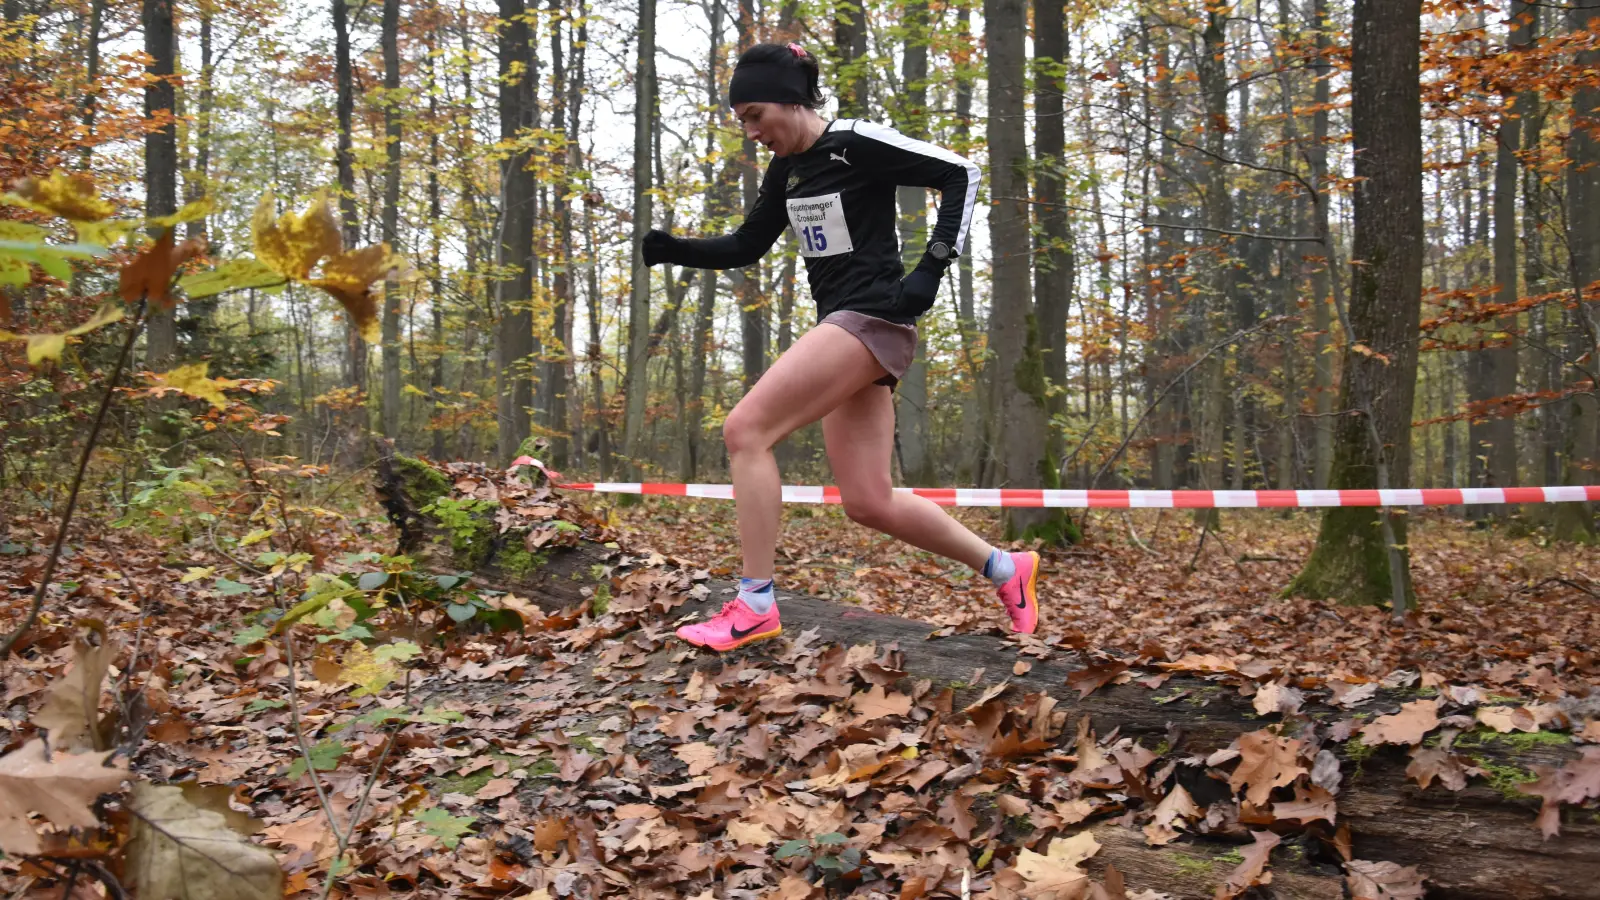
[1309,0,1334,490]
[78,0,105,170]
[143,0,178,375]
[334,0,367,399]
[736,0,766,392]
[1554,4,1599,542]
[621,0,656,472]
[895,0,933,487]
[986,0,1072,543]
[1471,0,1532,511]
[545,0,573,469]
[832,0,867,118]
[1033,0,1070,486]
[380,0,403,440]
[952,4,986,487]
[1290,0,1423,607]
[496,0,537,464]
[1195,8,1230,520]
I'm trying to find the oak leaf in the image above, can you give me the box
[1405,747,1479,792]
[673,741,719,777]
[35,620,117,753]
[1215,830,1280,900]
[1271,784,1337,824]
[851,684,912,724]
[1067,661,1127,699]
[0,740,127,855]
[1361,699,1439,746]
[1345,859,1426,899]
[1228,731,1307,806]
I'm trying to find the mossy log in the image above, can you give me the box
[376,452,1600,900]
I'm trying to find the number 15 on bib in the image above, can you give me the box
[786,193,853,259]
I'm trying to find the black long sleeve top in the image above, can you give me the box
[661,119,980,324]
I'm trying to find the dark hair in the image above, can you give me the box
[733,42,825,109]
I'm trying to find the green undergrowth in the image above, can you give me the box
[433,752,556,795]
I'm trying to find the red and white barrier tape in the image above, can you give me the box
[544,481,1600,509]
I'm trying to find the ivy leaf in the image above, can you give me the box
[213,577,253,597]
[358,571,391,591]
[413,807,474,849]
[446,602,477,623]
[775,839,812,860]
[233,624,269,646]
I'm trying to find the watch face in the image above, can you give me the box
[930,242,951,260]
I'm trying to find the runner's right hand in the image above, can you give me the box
[641,229,675,267]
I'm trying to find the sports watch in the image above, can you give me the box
[928,241,957,262]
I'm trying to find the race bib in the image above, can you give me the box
[786,192,853,258]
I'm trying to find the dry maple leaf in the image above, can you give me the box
[0,740,127,855]
[1014,831,1100,899]
[125,781,282,900]
[120,229,205,309]
[1345,859,1427,899]
[1361,699,1440,746]
[1214,830,1280,900]
[1228,730,1307,806]
[851,684,913,724]
[251,193,395,342]
[673,741,719,777]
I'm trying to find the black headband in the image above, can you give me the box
[728,61,810,107]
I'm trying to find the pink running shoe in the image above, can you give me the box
[997,551,1041,634]
[676,597,783,652]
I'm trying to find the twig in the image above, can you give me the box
[1185,519,1211,574]
[1121,512,1157,556]
[319,725,401,900]
[0,301,147,659]
[280,625,343,848]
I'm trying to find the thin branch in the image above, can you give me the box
[0,301,147,659]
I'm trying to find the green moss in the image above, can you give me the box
[1471,756,1538,800]
[497,542,549,579]
[396,455,452,510]
[1456,728,1569,751]
[1172,853,1213,877]
[590,583,612,617]
[423,497,497,567]
[1285,503,1414,608]
[1215,849,1245,865]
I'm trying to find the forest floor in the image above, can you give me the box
[609,498,1600,694]
[1,478,1597,900]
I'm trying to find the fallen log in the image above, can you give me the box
[375,452,1600,900]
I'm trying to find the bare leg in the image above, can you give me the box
[723,323,890,580]
[823,383,993,570]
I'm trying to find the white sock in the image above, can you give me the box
[981,548,1015,587]
[738,577,775,614]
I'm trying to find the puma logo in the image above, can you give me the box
[830,149,850,166]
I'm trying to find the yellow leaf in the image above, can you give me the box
[239,528,275,547]
[148,197,214,229]
[251,193,342,281]
[181,567,215,584]
[73,218,141,248]
[66,301,125,336]
[149,362,240,409]
[3,170,115,221]
[307,244,394,344]
[337,643,400,697]
[23,334,65,365]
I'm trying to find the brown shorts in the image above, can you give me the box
[820,310,918,389]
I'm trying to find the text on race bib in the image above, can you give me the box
[786,192,853,259]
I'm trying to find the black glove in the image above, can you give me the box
[641,229,676,267]
[897,257,945,317]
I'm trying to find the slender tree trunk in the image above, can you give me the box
[1195,7,1230,519]
[987,0,1070,542]
[1554,4,1599,541]
[78,0,105,171]
[496,0,537,463]
[1291,0,1423,607]
[143,0,177,371]
[544,0,572,468]
[1033,0,1070,486]
[334,0,367,399]
[952,4,987,486]
[895,0,934,486]
[380,0,403,440]
[736,0,767,391]
[685,0,722,481]
[621,0,656,470]
[1309,0,1334,489]
[833,0,867,118]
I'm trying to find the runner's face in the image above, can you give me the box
[735,102,805,157]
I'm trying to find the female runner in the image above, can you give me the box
[642,42,1042,652]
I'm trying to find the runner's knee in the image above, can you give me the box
[842,491,894,531]
[723,406,771,457]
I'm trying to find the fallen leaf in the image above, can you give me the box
[1361,699,1440,746]
[673,741,719,776]
[1251,680,1305,717]
[1067,661,1128,699]
[1215,830,1280,900]
[533,816,569,852]
[1345,859,1426,899]
[0,740,127,855]
[476,778,516,801]
[125,782,282,900]
[1579,721,1600,744]
[1014,831,1100,898]
[1271,784,1337,824]
[35,620,116,753]
[852,684,913,724]
[726,818,775,846]
[1405,747,1478,792]
[1229,730,1307,806]
[1476,706,1536,734]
